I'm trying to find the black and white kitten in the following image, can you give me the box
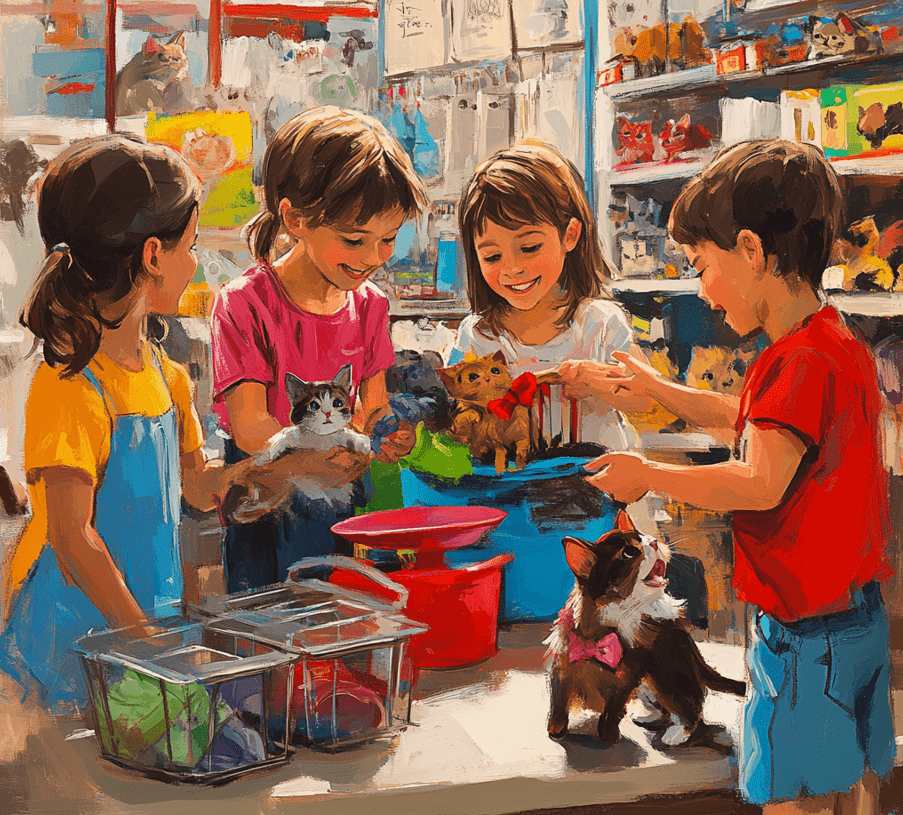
[546,510,746,747]
[222,365,370,523]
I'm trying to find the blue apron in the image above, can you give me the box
[0,350,182,712]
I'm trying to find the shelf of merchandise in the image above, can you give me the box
[607,154,903,187]
[603,51,903,102]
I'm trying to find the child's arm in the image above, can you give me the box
[223,382,284,455]
[42,467,150,632]
[585,422,807,512]
[577,350,740,435]
[356,371,415,463]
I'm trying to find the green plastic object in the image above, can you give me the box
[94,669,229,765]
[400,425,473,483]
[361,458,405,513]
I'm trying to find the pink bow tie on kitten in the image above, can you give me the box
[557,607,623,668]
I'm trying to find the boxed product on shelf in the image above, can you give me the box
[780,89,822,147]
[821,82,903,158]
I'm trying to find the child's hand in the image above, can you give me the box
[604,351,662,398]
[376,427,416,464]
[558,359,631,400]
[583,451,651,504]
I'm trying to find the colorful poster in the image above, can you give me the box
[146,110,256,229]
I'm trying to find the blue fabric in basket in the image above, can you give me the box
[401,456,620,622]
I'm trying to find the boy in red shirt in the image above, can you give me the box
[573,140,895,814]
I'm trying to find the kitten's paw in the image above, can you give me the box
[597,719,622,746]
[547,718,569,741]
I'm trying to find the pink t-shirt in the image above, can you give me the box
[211,261,395,435]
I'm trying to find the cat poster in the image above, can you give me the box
[145,110,256,229]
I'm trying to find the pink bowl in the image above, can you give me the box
[331,506,507,553]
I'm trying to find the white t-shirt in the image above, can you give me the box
[453,298,636,451]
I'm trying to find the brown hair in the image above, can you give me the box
[669,139,843,290]
[247,106,429,261]
[19,133,200,376]
[458,142,615,338]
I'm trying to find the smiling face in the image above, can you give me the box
[683,238,765,337]
[474,218,581,313]
[286,203,407,292]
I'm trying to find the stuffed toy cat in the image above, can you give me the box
[546,511,746,746]
[685,345,757,396]
[659,115,713,162]
[615,117,659,165]
[116,32,195,116]
[806,13,882,59]
[221,365,370,523]
[437,351,539,473]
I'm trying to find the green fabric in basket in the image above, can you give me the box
[360,458,404,513]
[400,425,473,483]
[94,668,230,765]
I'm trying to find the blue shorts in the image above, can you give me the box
[741,582,896,805]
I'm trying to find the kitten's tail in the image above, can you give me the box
[693,649,747,696]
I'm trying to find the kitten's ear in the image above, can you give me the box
[436,367,455,389]
[285,372,309,405]
[143,36,159,56]
[614,510,636,533]
[168,30,186,49]
[490,350,506,365]
[677,114,691,128]
[331,364,352,392]
[563,537,596,580]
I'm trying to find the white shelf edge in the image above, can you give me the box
[828,293,903,317]
[612,278,700,294]
[606,161,707,186]
[832,155,903,176]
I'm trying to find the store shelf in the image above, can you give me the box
[832,154,903,176]
[829,292,903,317]
[389,298,470,320]
[603,51,903,101]
[606,160,708,186]
[612,278,700,294]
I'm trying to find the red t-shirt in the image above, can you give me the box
[210,262,395,434]
[732,307,892,622]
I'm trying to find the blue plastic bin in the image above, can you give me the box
[400,454,619,622]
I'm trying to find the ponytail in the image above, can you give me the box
[20,249,105,376]
[245,209,281,262]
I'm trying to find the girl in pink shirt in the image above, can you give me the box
[211,106,428,592]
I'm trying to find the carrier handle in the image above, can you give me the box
[286,555,409,611]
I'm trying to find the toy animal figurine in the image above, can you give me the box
[438,352,540,473]
[857,102,903,150]
[806,13,882,59]
[546,511,746,746]
[613,18,710,78]
[615,117,658,165]
[116,32,195,116]
[659,115,713,162]
[832,217,896,292]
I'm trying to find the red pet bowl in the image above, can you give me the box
[331,506,507,569]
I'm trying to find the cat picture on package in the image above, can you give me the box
[438,351,539,473]
[221,365,371,524]
[116,32,194,116]
[546,511,746,746]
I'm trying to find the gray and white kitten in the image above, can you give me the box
[222,365,370,523]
